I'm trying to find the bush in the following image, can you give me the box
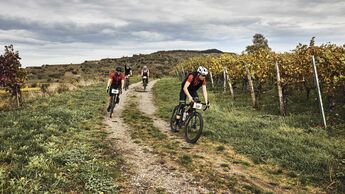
[57,84,69,93]
[40,84,50,93]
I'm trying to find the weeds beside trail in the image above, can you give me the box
[0,84,123,193]
[153,77,345,193]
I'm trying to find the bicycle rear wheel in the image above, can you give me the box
[170,105,179,132]
[184,112,203,143]
[143,79,148,91]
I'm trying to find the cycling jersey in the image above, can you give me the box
[178,72,206,102]
[181,72,206,91]
[142,70,149,77]
[109,72,125,87]
[125,66,131,76]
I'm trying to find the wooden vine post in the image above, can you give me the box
[244,63,257,108]
[312,55,327,129]
[209,71,215,88]
[223,67,227,93]
[274,61,285,116]
[225,68,234,100]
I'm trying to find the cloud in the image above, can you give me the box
[0,0,344,66]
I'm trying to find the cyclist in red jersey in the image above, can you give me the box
[106,66,125,112]
[176,66,209,119]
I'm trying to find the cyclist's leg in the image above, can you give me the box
[107,86,114,111]
[116,95,120,103]
[177,89,187,118]
[115,85,120,103]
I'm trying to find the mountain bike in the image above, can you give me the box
[124,75,130,91]
[109,88,121,118]
[170,99,209,144]
[142,76,148,91]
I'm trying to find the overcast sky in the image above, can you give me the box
[0,0,344,67]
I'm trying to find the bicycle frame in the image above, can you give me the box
[178,102,208,126]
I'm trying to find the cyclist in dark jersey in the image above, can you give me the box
[106,66,125,112]
[176,66,209,119]
[124,64,132,77]
[124,64,132,90]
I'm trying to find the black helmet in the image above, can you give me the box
[115,66,122,72]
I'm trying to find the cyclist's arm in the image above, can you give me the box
[107,78,112,89]
[141,70,143,77]
[121,79,125,90]
[183,81,193,102]
[147,70,150,78]
[130,70,132,76]
[202,85,208,103]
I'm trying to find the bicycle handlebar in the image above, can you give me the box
[186,102,209,111]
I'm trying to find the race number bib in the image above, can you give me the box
[193,103,203,109]
[111,89,119,94]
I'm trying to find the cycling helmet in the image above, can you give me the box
[143,65,148,69]
[197,66,208,76]
[115,66,122,72]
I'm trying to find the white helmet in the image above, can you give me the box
[197,66,208,76]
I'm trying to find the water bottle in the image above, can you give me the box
[182,112,188,121]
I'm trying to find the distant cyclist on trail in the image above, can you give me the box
[124,64,132,90]
[106,66,125,112]
[141,65,150,85]
[176,66,209,120]
[124,63,132,77]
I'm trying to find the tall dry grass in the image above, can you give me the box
[0,79,101,110]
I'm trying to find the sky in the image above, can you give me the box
[0,0,344,67]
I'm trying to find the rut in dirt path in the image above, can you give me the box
[104,81,209,194]
[134,80,322,194]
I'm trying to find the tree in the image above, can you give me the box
[0,45,27,106]
[245,33,271,54]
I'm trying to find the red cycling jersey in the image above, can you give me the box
[109,72,125,86]
[186,74,206,87]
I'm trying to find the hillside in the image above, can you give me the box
[25,49,224,85]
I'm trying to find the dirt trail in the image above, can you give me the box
[105,82,209,194]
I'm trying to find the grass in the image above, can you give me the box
[152,77,345,193]
[121,94,281,193]
[128,75,142,85]
[122,99,168,142]
[0,83,123,193]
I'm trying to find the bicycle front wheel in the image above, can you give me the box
[184,112,203,143]
[109,95,117,118]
